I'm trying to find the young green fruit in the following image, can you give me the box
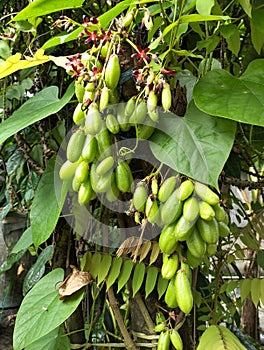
[148,108,159,122]
[161,83,172,111]
[108,88,120,104]
[175,269,193,314]
[161,253,179,280]
[66,129,85,162]
[125,97,136,117]
[194,182,220,205]
[170,329,183,350]
[154,322,166,333]
[96,126,112,158]
[183,196,200,222]
[197,217,219,244]
[159,223,178,255]
[72,176,81,192]
[199,201,215,221]
[129,101,147,124]
[158,331,170,350]
[75,160,89,183]
[206,243,217,256]
[106,114,120,134]
[164,277,178,309]
[186,227,207,258]
[174,216,195,241]
[176,180,194,201]
[133,183,148,212]
[105,54,121,89]
[85,105,103,135]
[158,177,177,202]
[115,161,133,193]
[106,173,120,202]
[99,86,109,111]
[73,103,85,125]
[96,156,114,176]
[147,90,158,113]
[59,160,78,181]
[218,221,230,238]
[81,134,98,162]
[137,122,155,139]
[214,203,229,224]
[78,178,94,205]
[160,189,183,225]
[122,11,134,27]
[75,81,85,103]
[145,197,160,224]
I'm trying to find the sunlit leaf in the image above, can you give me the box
[145,266,158,298]
[250,278,261,308]
[149,242,160,265]
[157,274,169,299]
[196,0,214,16]
[106,257,123,291]
[117,259,134,293]
[240,279,251,303]
[97,254,112,285]
[132,263,145,297]
[25,325,70,350]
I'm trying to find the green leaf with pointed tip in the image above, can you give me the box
[145,266,158,298]
[251,278,261,308]
[196,0,214,16]
[240,279,251,303]
[157,274,169,300]
[193,59,264,127]
[13,268,84,350]
[117,259,134,293]
[89,253,102,279]
[0,249,26,275]
[106,257,123,291]
[97,254,112,286]
[25,325,70,350]
[12,0,84,21]
[150,102,236,189]
[11,227,33,254]
[132,263,145,297]
[0,83,74,145]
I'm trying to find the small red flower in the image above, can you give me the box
[88,66,103,81]
[131,46,151,66]
[84,30,102,46]
[101,29,111,45]
[160,68,176,76]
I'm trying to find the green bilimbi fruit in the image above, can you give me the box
[108,87,120,104]
[194,182,220,205]
[75,81,85,103]
[90,163,111,193]
[59,160,78,181]
[147,90,158,113]
[129,101,147,124]
[145,197,160,224]
[66,129,85,162]
[106,114,120,134]
[186,227,206,258]
[96,126,112,158]
[218,221,230,238]
[183,196,200,222]
[96,156,114,176]
[78,178,94,205]
[151,178,159,195]
[199,201,215,221]
[180,261,191,281]
[158,331,170,350]
[164,276,178,309]
[214,203,229,224]
[83,89,95,103]
[137,120,155,139]
[125,97,136,117]
[207,243,217,256]
[75,160,89,183]
[72,176,80,192]
[158,177,177,202]
[105,54,121,89]
[117,104,131,132]
[156,312,166,325]
[73,103,85,125]
[174,216,195,241]
[85,82,95,92]
[154,322,166,333]
[133,183,148,212]
[175,268,193,314]
[99,87,109,111]
[160,190,183,225]
[82,134,98,162]
[170,329,183,350]
[161,253,179,279]
[115,161,133,193]
[159,223,178,255]
[100,41,110,58]
[161,82,172,111]
[148,109,159,122]
[106,173,119,202]
[186,249,202,268]
[197,217,219,244]
[122,11,134,27]
[176,179,194,201]
[85,105,103,135]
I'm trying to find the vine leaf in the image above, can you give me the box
[197,325,246,350]
[193,59,264,127]
[106,257,123,291]
[13,268,84,350]
[97,254,112,286]
[132,263,146,297]
[239,279,251,303]
[81,251,92,272]
[89,253,102,279]
[145,266,159,298]
[139,241,152,262]
[157,274,169,299]
[117,259,134,293]
[250,278,261,308]
[11,227,33,254]
[25,325,70,350]
[149,241,160,265]
[150,101,236,189]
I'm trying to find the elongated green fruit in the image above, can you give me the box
[105,54,121,89]
[197,217,219,244]
[122,11,134,27]
[199,201,215,220]
[183,196,200,222]
[82,134,98,162]
[194,182,220,205]
[106,114,120,134]
[186,227,206,258]
[186,249,202,268]
[158,176,177,202]
[161,253,179,279]
[59,160,78,181]
[174,216,195,241]
[170,329,183,350]
[96,156,114,176]
[137,120,155,139]
[160,189,183,225]
[66,129,85,162]
[72,176,80,192]
[125,97,136,117]
[214,203,229,223]
[85,105,103,135]
[78,178,94,205]
[96,126,112,158]
[206,243,217,256]
[99,86,109,111]
[133,183,148,212]
[161,83,172,111]
[145,197,160,224]
[129,101,147,124]
[175,269,193,314]
[106,173,120,202]
[164,276,178,308]
[158,331,170,350]
[176,180,194,201]
[147,90,158,113]
[73,103,85,125]
[218,221,230,238]
[159,223,178,255]
[115,161,133,193]
[75,160,89,183]
[75,81,85,103]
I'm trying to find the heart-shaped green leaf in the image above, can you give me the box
[193,59,264,127]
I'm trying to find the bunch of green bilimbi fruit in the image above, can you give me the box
[133,178,230,311]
